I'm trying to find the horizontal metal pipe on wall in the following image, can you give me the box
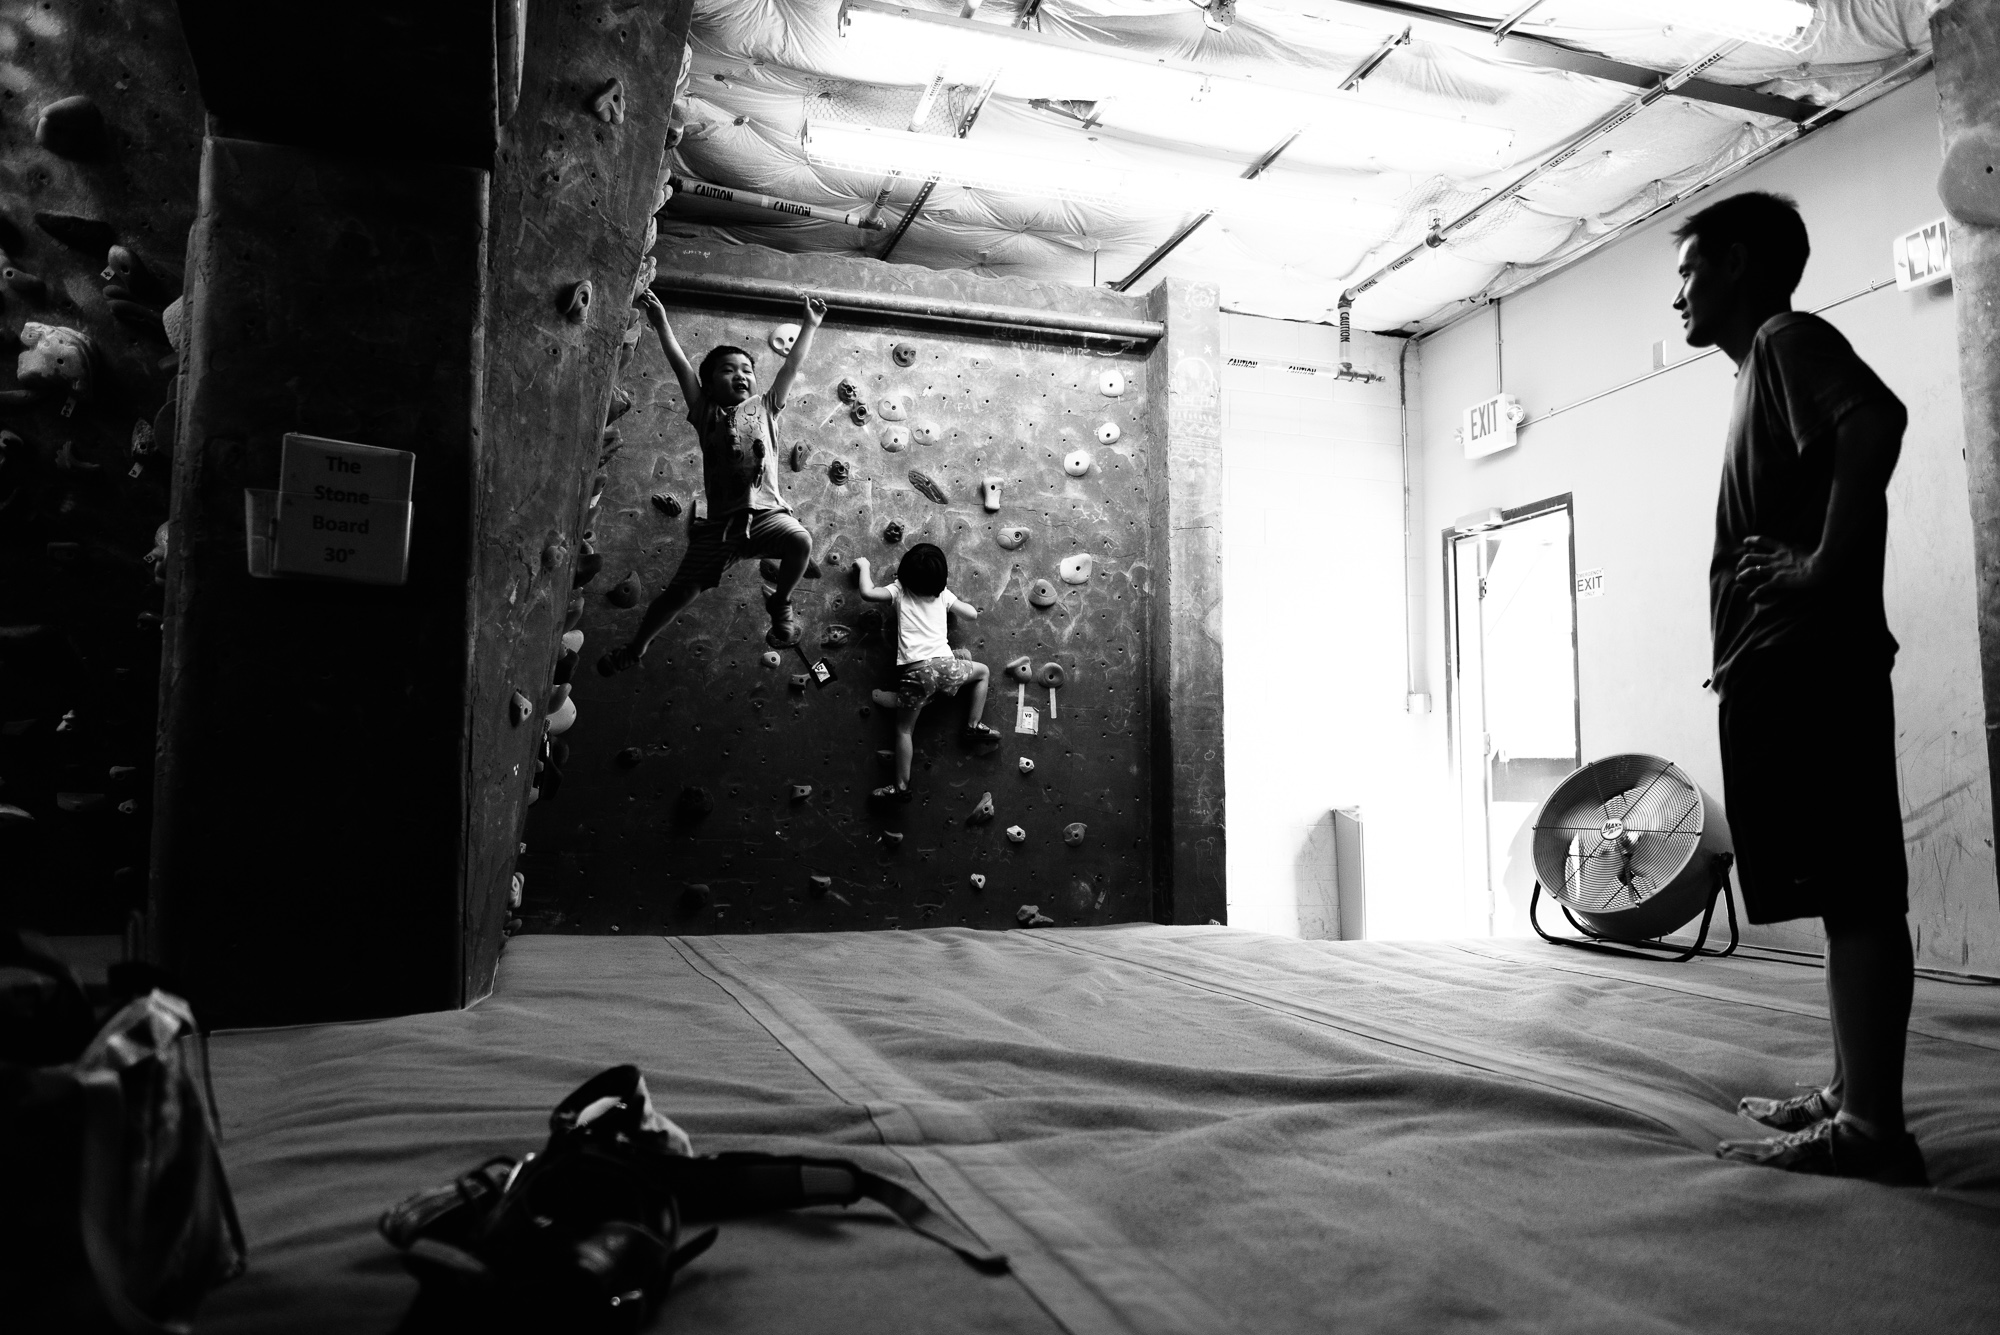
[652,271,1166,342]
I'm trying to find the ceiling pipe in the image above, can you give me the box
[1340,25,1412,90]
[651,270,1165,342]
[670,176,887,229]
[1336,41,1742,327]
[1490,0,1552,43]
[877,73,998,262]
[1110,127,1303,292]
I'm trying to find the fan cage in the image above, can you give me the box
[1531,755,1706,917]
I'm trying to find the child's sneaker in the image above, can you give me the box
[1737,1088,1838,1132]
[961,722,1000,747]
[597,644,642,676]
[765,595,801,648]
[870,784,912,804]
[1715,1118,1928,1186]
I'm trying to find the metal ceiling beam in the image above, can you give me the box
[1110,123,1305,291]
[1314,0,1820,122]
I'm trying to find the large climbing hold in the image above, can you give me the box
[982,478,1003,512]
[509,690,533,726]
[563,280,593,323]
[651,492,682,517]
[1016,904,1054,927]
[1038,662,1067,689]
[547,694,578,736]
[761,649,782,668]
[1005,655,1033,684]
[35,96,105,159]
[820,624,853,648]
[836,377,863,404]
[591,77,627,124]
[877,396,908,422]
[891,341,918,367]
[880,425,909,452]
[769,323,800,355]
[1018,757,1035,775]
[1028,579,1058,609]
[791,784,812,801]
[1099,367,1126,397]
[1064,822,1087,846]
[1063,449,1092,478]
[1059,553,1092,585]
[1005,825,1027,844]
[1095,421,1121,445]
[967,792,995,824]
[608,573,643,608]
[16,323,95,401]
[912,422,940,445]
[882,520,903,545]
[828,459,850,486]
[996,527,1029,551]
[789,443,809,472]
[909,469,949,505]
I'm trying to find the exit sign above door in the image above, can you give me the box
[1462,393,1523,459]
[1894,218,1951,291]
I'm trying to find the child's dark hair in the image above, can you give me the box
[698,344,755,387]
[898,543,948,597]
[1671,191,1809,298]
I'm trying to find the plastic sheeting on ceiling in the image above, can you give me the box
[661,0,1933,333]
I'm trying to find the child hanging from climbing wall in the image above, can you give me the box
[854,543,1000,803]
[599,289,824,674]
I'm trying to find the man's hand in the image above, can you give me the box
[637,289,668,329]
[1735,535,1823,605]
[803,295,827,327]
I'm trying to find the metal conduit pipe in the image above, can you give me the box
[1336,41,1743,317]
[651,271,1166,342]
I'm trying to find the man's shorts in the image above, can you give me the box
[1717,650,1907,925]
[664,509,809,595]
[894,655,980,711]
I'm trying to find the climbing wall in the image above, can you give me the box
[0,1,201,931]
[522,244,1160,934]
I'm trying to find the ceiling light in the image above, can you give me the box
[801,119,1399,225]
[837,1,1513,164]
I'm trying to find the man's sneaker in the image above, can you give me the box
[1716,1118,1929,1187]
[765,595,801,649]
[597,644,642,676]
[1738,1087,1839,1132]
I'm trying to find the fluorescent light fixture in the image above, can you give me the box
[801,119,1399,225]
[1575,0,1815,48]
[837,1,1514,165]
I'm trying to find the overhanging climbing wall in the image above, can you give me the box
[521,243,1180,933]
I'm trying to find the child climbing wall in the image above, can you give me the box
[523,245,1157,934]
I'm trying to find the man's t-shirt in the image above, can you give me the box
[884,581,965,665]
[1709,312,1904,694]
[687,389,789,520]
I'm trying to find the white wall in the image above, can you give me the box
[1221,315,1438,938]
[1409,73,2000,972]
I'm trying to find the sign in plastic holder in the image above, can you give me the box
[244,433,416,585]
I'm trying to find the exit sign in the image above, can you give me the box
[1462,393,1522,459]
[1893,218,1951,291]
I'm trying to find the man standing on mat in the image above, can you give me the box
[1673,192,1923,1186]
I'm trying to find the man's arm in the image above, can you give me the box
[1736,400,1904,603]
[638,290,702,405]
[853,557,895,602]
[768,295,827,412]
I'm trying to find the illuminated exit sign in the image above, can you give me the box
[1462,392,1522,459]
[1893,218,1951,291]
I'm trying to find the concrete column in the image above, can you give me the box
[153,140,487,1024]
[1934,2,2000,914]
[1144,280,1227,924]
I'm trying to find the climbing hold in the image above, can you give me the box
[510,872,525,909]
[1018,757,1035,775]
[561,629,584,653]
[1063,449,1092,477]
[588,475,607,509]
[547,695,578,735]
[1038,663,1068,689]
[1058,553,1093,585]
[572,550,603,586]
[1006,825,1027,844]
[162,296,187,355]
[509,691,533,726]
[676,786,714,821]
[615,746,643,768]
[789,443,809,471]
[891,341,918,366]
[676,884,711,918]
[909,470,949,504]
[823,551,842,565]
[912,422,940,445]
[3,266,47,302]
[789,673,809,691]
[35,96,105,159]
[16,323,96,401]
[876,396,908,422]
[565,591,586,628]
[981,478,1003,512]
[1028,579,1058,609]
[848,402,872,425]
[836,377,863,404]
[761,649,781,668]
[968,792,995,824]
[1941,125,2000,226]
[882,520,904,545]
[969,873,986,890]
[1095,421,1121,445]
[590,77,626,124]
[651,492,682,518]
[608,573,642,608]
[563,280,593,323]
[553,649,578,685]
[1064,822,1087,846]
[821,624,853,648]
[882,830,904,847]
[1016,904,1054,926]
[810,874,834,895]
[605,385,633,425]
[997,527,1029,550]
[828,460,850,486]
[791,784,812,801]
[769,322,800,356]
[1005,655,1034,684]
[1099,368,1126,397]
[130,420,158,459]
[881,425,909,452]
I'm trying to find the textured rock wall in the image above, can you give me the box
[520,243,1163,933]
[0,1,200,930]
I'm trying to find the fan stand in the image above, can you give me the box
[1529,853,1739,963]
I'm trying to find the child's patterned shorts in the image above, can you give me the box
[895,656,980,710]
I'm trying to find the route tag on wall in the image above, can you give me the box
[809,657,835,686]
[270,433,415,585]
[1015,702,1040,736]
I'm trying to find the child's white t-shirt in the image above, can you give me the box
[885,582,964,665]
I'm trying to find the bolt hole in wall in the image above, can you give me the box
[1446,499,1580,937]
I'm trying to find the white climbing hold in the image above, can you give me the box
[1005,825,1027,844]
[969,873,987,890]
[912,421,940,445]
[546,694,578,735]
[769,323,800,355]
[1063,449,1091,477]
[877,396,909,422]
[881,424,910,451]
[1018,757,1035,775]
[1099,368,1125,397]
[997,526,1029,550]
[1095,421,1121,445]
[1063,821,1086,846]
[1059,553,1092,585]
[561,629,584,654]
